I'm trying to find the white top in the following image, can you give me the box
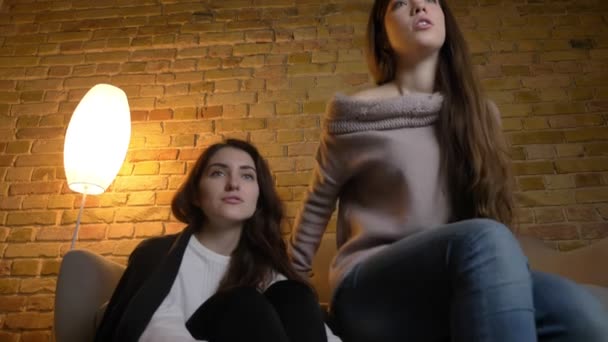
[140,235,341,342]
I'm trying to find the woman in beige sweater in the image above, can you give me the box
[289,0,608,341]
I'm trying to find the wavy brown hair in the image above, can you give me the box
[366,0,514,226]
[172,139,307,291]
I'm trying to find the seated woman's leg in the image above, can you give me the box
[331,218,536,342]
[264,280,328,342]
[533,271,608,342]
[186,286,289,342]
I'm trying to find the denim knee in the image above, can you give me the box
[533,272,608,341]
[448,218,530,289]
[452,218,526,260]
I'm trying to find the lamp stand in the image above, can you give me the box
[70,192,87,250]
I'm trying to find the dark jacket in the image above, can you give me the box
[94,226,194,342]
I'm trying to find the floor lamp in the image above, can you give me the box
[63,84,131,250]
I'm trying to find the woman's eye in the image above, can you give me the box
[393,0,406,10]
[210,170,224,177]
[242,174,255,181]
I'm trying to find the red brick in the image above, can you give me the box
[22,195,48,209]
[108,224,134,239]
[132,161,160,175]
[598,205,608,220]
[584,143,608,156]
[20,331,52,342]
[31,168,57,181]
[113,176,168,191]
[7,228,35,243]
[556,144,584,158]
[515,190,575,207]
[134,222,163,237]
[15,154,62,167]
[519,223,579,240]
[0,259,10,276]
[575,188,608,204]
[60,208,114,225]
[0,332,19,342]
[580,222,608,239]
[0,278,20,294]
[4,243,61,258]
[40,259,60,276]
[512,161,555,176]
[76,224,106,240]
[566,207,600,222]
[36,227,74,241]
[19,277,56,294]
[565,128,608,142]
[114,239,143,256]
[115,207,171,222]
[127,149,179,162]
[574,173,604,187]
[0,295,26,312]
[11,259,41,276]
[0,196,22,210]
[509,131,564,145]
[6,212,57,226]
[549,115,604,129]
[533,207,565,223]
[556,158,608,173]
[518,177,545,191]
[4,312,53,329]
[164,121,214,134]
[73,240,118,256]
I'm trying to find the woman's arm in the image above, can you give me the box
[289,133,347,276]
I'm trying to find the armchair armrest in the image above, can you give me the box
[54,249,126,342]
[517,235,608,287]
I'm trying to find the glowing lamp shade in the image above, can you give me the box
[64,84,131,195]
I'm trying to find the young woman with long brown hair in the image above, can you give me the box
[289,0,607,341]
[95,139,340,342]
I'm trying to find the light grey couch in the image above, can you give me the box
[54,235,608,342]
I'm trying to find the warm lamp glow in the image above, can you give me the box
[63,84,131,195]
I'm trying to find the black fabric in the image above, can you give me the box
[186,281,327,342]
[264,280,328,342]
[186,287,289,342]
[94,226,194,342]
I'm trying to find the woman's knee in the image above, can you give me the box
[447,218,531,291]
[458,218,517,245]
[450,218,525,262]
[533,272,608,340]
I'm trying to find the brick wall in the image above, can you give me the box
[0,0,607,340]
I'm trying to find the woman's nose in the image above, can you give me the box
[225,176,239,191]
[411,0,427,15]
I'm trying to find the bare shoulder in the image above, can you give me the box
[485,99,502,128]
[350,83,400,101]
[486,99,500,117]
[486,99,501,120]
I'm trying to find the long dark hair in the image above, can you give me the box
[171,139,306,291]
[366,0,514,226]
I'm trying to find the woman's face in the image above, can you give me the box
[383,0,446,62]
[197,147,260,228]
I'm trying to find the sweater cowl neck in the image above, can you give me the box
[325,92,444,134]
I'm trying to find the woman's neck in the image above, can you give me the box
[394,52,439,94]
[196,221,243,256]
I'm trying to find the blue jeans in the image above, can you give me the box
[331,219,608,342]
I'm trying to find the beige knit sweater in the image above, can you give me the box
[289,91,451,296]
